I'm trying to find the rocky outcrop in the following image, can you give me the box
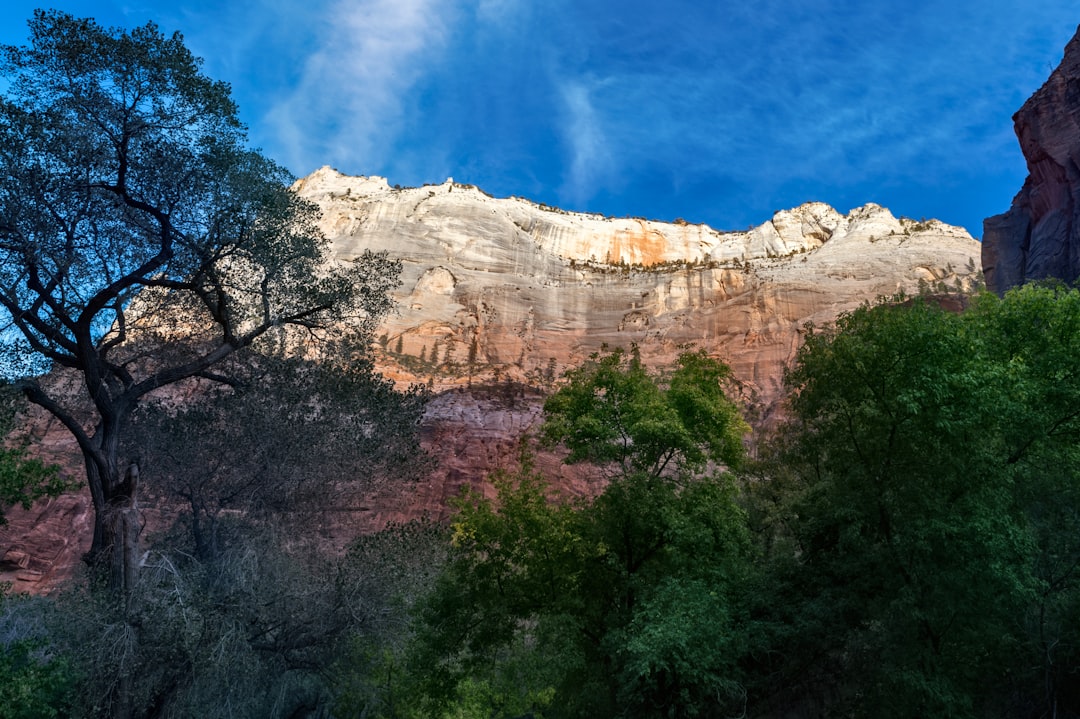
[297,168,981,411]
[1,170,982,593]
[983,25,1080,294]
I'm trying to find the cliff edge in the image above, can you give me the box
[983,25,1080,293]
[297,168,981,411]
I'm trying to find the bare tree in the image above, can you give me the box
[124,347,430,562]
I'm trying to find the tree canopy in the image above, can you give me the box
[0,11,400,587]
[399,351,755,719]
[390,289,1080,719]
[747,286,1080,717]
[541,347,748,477]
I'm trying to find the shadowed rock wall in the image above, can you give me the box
[983,25,1080,293]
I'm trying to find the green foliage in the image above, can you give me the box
[0,446,65,525]
[399,433,755,719]
[0,590,78,719]
[0,638,77,718]
[748,286,1080,717]
[964,283,1080,716]
[401,457,580,717]
[0,386,67,526]
[584,473,754,718]
[541,347,748,477]
[351,350,756,718]
[0,644,75,719]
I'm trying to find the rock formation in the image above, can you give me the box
[1,169,982,592]
[983,25,1080,294]
[297,167,981,411]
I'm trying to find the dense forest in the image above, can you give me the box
[3,10,1080,719]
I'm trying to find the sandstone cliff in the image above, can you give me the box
[1,171,982,592]
[297,167,981,410]
[983,25,1080,293]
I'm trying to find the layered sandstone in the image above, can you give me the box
[297,168,981,410]
[1,171,982,592]
[983,25,1080,293]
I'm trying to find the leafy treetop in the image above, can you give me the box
[541,347,748,478]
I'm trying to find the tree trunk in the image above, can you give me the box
[83,454,110,565]
[85,451,142,597]
[108,472,141,600]
[21,379,144,597]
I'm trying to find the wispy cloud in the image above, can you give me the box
[261,0,453,176]
[531,0,1077,229]
[475,0,519,27]
[557,79,616,208]
[5,0,1072,235]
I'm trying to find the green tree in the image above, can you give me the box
[749,292,1080,717]
[407,458,754,719]
[0,11,400,590]
[404,351,755,718]
[393,460,577,718]
[579,471,754,718]
[964,283,1080,716]
[541,347,747,477]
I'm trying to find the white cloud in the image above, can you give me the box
[557,79,616,208]
[263,0,453,176]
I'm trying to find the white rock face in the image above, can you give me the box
[294,167,983,412]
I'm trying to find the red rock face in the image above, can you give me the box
[0,492,93,592]
[349,386,603,528]
[983,25,1080,294]
[0,385,599,594]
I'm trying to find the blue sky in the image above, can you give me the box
[1,2,1077,238]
